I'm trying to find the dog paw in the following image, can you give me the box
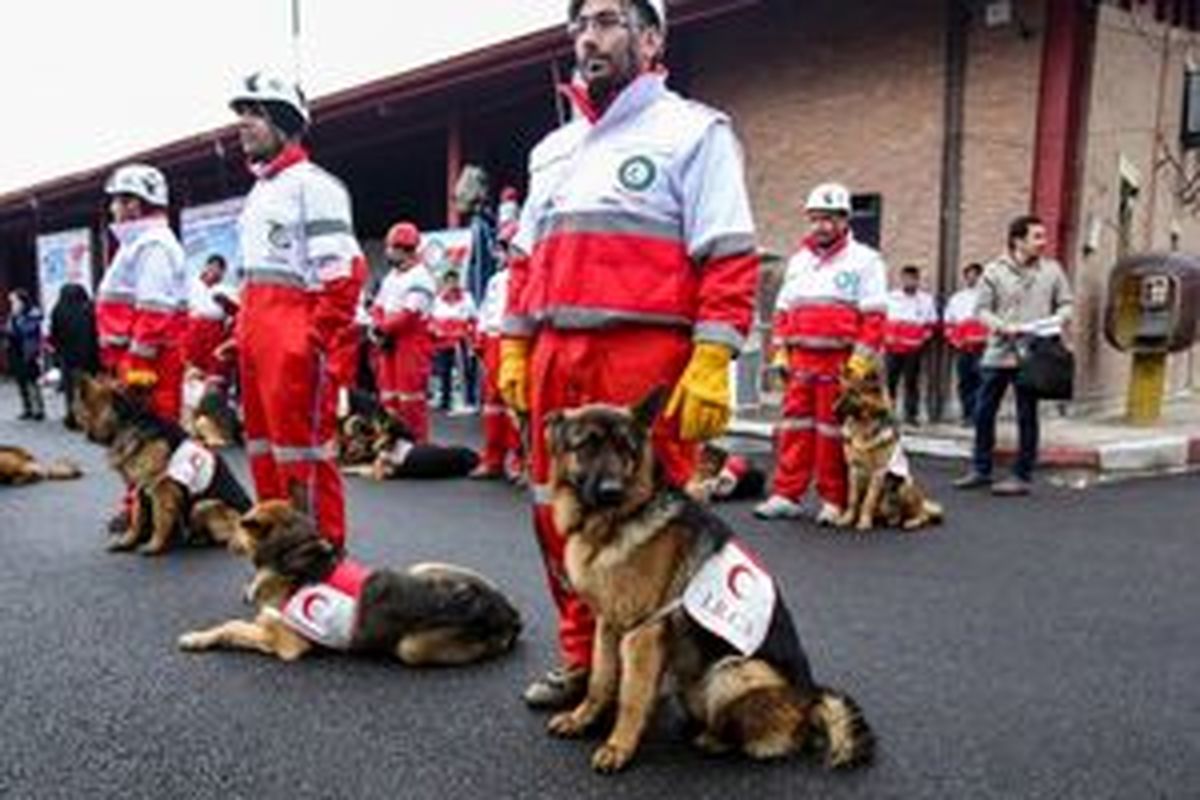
[106,536,138,552]
[137,542,167,557]
[591,741,634,773]
[178,632,211,651]
[834,512,856,528]
[548,711,588,739]
[692,731,732,755]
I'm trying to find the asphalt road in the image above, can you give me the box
[2,391,1198,799]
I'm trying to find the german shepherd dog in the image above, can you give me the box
[832,359,943,532]
[179,499,522,665]
[339,399,479,481]
[543,390,874,773]
[685,443,767,504]
[74,374,252,555]
[0,445,82,485]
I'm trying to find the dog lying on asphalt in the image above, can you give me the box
[832,359,943,532]
[74,374,252,555]
[685,443,766,504]
[338,402,479,480]
[542,390,874,774]
[0,445,82,485]
[179,499,522,665]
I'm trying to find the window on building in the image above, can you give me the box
[850,193,883,249]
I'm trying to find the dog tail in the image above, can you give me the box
[42,459,83,480]
[805,687,875,769]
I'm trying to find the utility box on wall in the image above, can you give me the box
[1182,70,1200,150]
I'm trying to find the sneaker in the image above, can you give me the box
[953,472,992,490]
[469,464,503,481]
[523,664,589,710]
[992,477,1032,497]
[753,495,805,520]
[815,502,843,527]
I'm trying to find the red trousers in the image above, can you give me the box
[769,348,848,508]
[480,336,520,472]
[238,287,345,547]
[529,327,696,669]
[378,335,432,443]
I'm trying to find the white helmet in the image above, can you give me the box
[105,164,169,207]
[229,71,310,128]
[805,182,853,214]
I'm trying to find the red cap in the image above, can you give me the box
[500,186,519,202]
[386,221,421,250]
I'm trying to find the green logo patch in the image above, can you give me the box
[617,155,657,192]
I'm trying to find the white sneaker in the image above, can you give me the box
[753,495,805,520]
[815,502,844,527]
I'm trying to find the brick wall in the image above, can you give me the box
[1072,3,1200,412]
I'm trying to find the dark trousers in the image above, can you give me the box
[955,350,982,424]
[972,367,1039,481]
[61,367,84,425]
[885,350,923,423]
[15,374,44,418]
[434,342,478,410]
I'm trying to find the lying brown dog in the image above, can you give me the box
[543,390,873,773]
[0,445,82,485]
[832,359,943,531]
[179,500,522,665]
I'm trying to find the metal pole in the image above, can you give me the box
[291,0,304,87]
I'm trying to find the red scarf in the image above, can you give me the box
[800,229,850,263]
[248,143,309,179]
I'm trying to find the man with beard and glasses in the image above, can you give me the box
[229,71,366,549]
[499,0,760,709]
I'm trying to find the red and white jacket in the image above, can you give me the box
[504,72,759,351]
[942,286,987,353]
[430,287,477,347]
[97,216,186,371]
[772,234,888,357]
[477,268,509,341]
[371,264,437,346]
[237,144,365,386]
[883,289,937,354]
[185,277,228,370]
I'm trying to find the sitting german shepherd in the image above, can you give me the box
[543,390,874,773]
[832,359,943,532]
[338,402,479,481]
[0,445,82,485]
[179,499,522,665]
[74,375,251,555]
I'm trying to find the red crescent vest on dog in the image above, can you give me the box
[683,540,777,655]
[279,559,370,650]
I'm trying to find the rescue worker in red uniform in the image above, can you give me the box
[500,0,759,708]
[755,182,887,525]
[98,164,188,421]
[942,262,987,425]
[371,222,437,443]
[95,163,189,535]
[185,253,232,384]
[473,221,522,481]
[230,71,365,549]
[883,265,937,426]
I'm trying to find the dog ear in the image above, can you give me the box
[632,385,669,431]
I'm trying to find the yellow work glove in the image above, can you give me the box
[498,338,531,413]
[770,348,788,370]
[845,351,877,380]
[123,368,159,388]
[665,342,733,442]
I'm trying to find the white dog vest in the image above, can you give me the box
[166,440,217,496]
[682,540,777,655]
[278,560,369,650]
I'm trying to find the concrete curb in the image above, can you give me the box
[728,417,1200,473]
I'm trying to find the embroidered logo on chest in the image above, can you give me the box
[617,155,657,192]
[267,221,294,250]
[834,270,860,294]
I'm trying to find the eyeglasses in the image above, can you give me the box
[566,11,631,38]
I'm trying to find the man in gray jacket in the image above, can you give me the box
[954,215,1073,496]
